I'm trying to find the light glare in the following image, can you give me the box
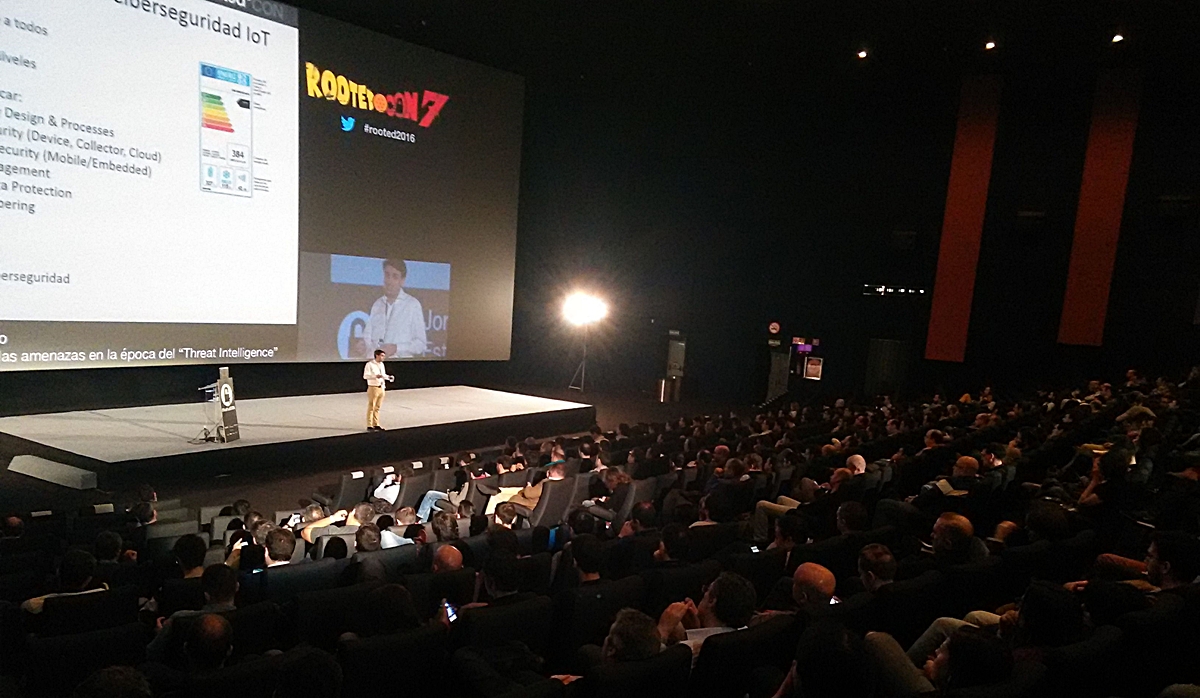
[563,293,608,326]
[985,41,996,50]
[857,50,868,59]
[1112,33,1124,43]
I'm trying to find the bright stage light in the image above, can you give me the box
[563,292,608,326]
[857,50,868,59]
[1112,33,1124,43]
[985,41,996,50]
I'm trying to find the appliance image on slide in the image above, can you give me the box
[200,63,254,197]
[297,253,451,361]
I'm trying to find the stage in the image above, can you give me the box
[0,387,594,490]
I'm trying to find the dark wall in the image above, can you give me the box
[1,0,1197,415]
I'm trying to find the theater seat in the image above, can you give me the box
[338,624,448,696]
[1116,593,1197,697]
[457,594,553,655]
[726,548,789,603]
[467,476,500,512]
[527,477,575,528]
[689,615,799,698]
[640,559,721,618]
[243,558,347,604]
[1042,625,1122,698]
[152,599,284,668]
[161,644,341,698]
[36,584,140,636]
[576,643,692,698]
[499,470,530,487]
[401,568,477,620]
[313,531,359,559]
[836,570,947,648]
[157,577,205,618]
[611,479,657,532]
[295,581,381,651]
[353,543,423,580]
[685,523,740,562]
[517,552,552,595]
[559,576,647,660]
[397,471,433,510]
[25,621,151,696]
[949,660,1046,698]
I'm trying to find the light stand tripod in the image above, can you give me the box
[568,326,589,393]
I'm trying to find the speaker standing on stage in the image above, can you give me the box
[353,258,428,359]
[364,349,393,431]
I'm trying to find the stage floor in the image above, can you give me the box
[0,387,590,464]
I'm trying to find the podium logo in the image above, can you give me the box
[340,115,356,132]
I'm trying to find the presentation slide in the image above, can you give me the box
[1,0,299,324]
[0,1,524,371]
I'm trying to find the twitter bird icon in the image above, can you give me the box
[340,115,356,132]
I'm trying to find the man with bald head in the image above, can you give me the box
[792,562,837,612]
[908,456,982,509]
[432,544,464,573]
[761,561,838,616]
[897,512,987,580]
[185,614,232,673]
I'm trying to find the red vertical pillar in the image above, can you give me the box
[1057,71,1141,346]
[924,75,1003,362]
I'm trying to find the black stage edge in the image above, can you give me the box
[0,405,595,493]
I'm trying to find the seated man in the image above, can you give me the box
[577,607,664,673]
[417,458,477,522]
[432,544,464,574]
[657,571,757,660]
[907,456,982,509]
[866,624,1013,697]
[904,580,1085,669]
[372,473,401,509]
[896,512,987,580]
[264,528,296,567]
[431,511,461,542]
[508,461,567,512]
[761,561,836,618]
[772,621,876,698]
[858,543,897,594]
[92,530,136,590]
[21,549,104,614]
[651,523,689,565]
[752,465,856,541]
[612,502,662,574]
[300,502,375,545]
[185,614,234,674]
[147,564,239,663]
[494,502,518,530]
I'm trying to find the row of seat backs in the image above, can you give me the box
[238,547,553,606]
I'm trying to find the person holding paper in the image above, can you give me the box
[364,349,393,431]
[354,258,428,358]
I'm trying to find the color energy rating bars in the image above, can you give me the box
[201,93,235,133]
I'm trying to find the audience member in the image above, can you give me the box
[264,528,296,567]
[657,571,757,660]
[73,666,152,698]
[22,548,102,614]
[147,564,239,662]
[432,543,464,573]
[432,511,460,541]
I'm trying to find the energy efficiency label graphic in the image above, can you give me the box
[200,63,254,198]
